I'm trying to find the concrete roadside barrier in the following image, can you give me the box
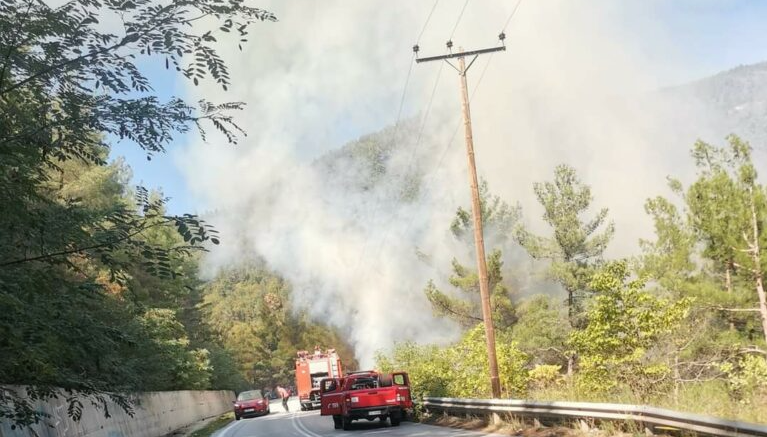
[0,389,235,437]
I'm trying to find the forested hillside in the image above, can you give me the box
[314,118,423,203]
[665,62,767,151]
[200,264,358,389]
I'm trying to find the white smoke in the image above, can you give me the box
[176,0,759,366]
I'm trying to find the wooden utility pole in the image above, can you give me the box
[415,38,506,399]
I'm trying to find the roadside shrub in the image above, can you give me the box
[375,342,451,400]
[720,354,767,402]
[378,324,529,401]
[528,364,564,391]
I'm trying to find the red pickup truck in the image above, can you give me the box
[320,371,413,430]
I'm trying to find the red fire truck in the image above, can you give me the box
[295,347,344,411]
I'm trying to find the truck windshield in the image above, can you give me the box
[311,372,329,388]
[237,390,263,401]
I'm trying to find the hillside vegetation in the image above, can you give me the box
[377,135,767,424]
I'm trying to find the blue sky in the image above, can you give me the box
[108,57,196,214]
[617,1,767,82]
[109,1,767,216]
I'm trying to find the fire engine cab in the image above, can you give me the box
[295,347,343,410]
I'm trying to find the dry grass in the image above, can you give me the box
[420,411,680,437]
[187,413,234,437]
[528,382,767,425]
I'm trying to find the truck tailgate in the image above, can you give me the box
[348,388,398,409]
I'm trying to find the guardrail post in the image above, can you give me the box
[491,412,500,426]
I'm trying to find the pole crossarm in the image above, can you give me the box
[415,45,505,63]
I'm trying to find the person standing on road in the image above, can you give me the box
[276,384,290,412]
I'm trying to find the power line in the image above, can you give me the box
[362,0,480,274]
[449,0,470,42]
[501,0,524,32]
[386,1,526,261]
[349,2,445,285]
[433,59,489,175]
[363,61,445,273]
[359,1,523,282]
[417,0,441,44]
[419,0,525,200]
[411,62,445,166]
[395,53,417,132]
[396,53,496,246]
[348,52,415,285]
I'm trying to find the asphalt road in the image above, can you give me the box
[214,398,505,437]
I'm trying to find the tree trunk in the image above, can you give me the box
[673,353,679,406]
[756,277,767,345]
[726,262,736,330]
[748,188,767,345]
[725,261,733,294]
[724,259,735,331]
[566,288,576,377]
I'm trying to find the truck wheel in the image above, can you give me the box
[391,412,401,426]
[342,416,352,430]
[333,416,342,429]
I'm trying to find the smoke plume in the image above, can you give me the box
[177,1,759,366]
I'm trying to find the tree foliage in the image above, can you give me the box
[646,136,767,345]
[638,195,697,293]
[511,295,569,366]
[201,264,358,390]
[569,261,691,397]
[425,181,518,330]
[384,136,767,422]
[0,147,245,428]
[450,179,522,246]
[515,164,614,322]
[0,0,275,428]
[376,324,528,400]
[3,0,767,424]
[683,136,767,344]
[424,250,516,329]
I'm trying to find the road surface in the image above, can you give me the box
[214,398,505,437]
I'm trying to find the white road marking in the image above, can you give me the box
[291,412,324,437]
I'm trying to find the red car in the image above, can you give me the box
[233,390,270,420]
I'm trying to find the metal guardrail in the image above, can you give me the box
[423,397,767,437]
